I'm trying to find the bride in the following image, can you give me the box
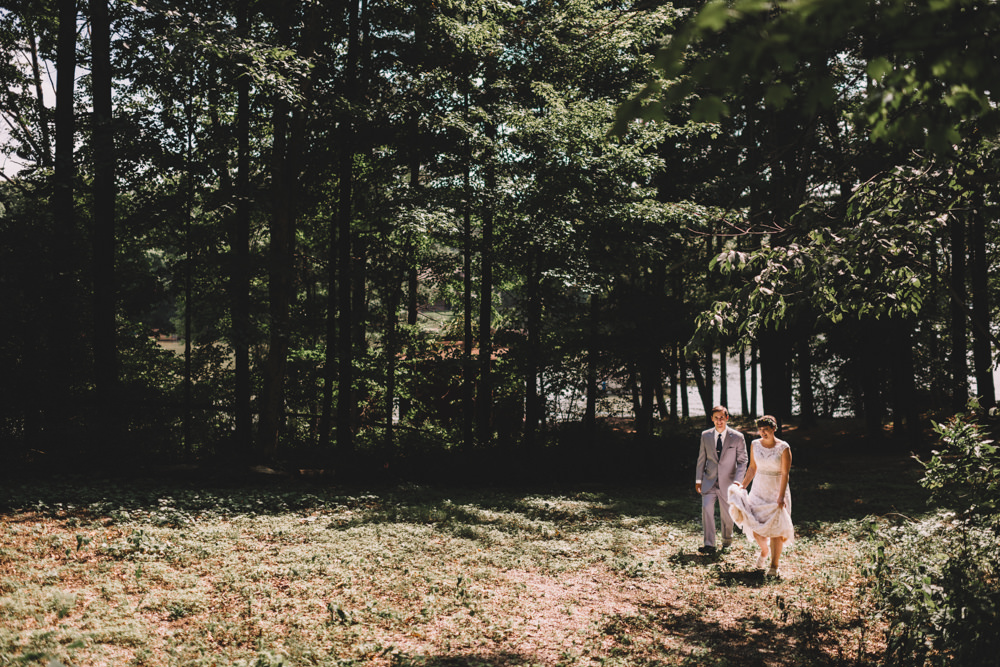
[728,415,794,578]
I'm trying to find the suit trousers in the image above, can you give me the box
[702,484,734,547]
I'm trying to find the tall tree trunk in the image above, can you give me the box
[750,343,758,418]
[969,201,995,408]
[689,354,713,419]
[798,329,816,427]
[398,142,421,425]
[889,317,918,445]
[759,329,792,428]
[719,346,728,409]
[584,293,598,431]
[91,0,119,459]
[229,0,253,460]
[857,319,885,437]
[477,149,495,446]
[336,0,361,457]
[383,267,402,460]
[523,251,543,449]
[949,213,969,411]
[259,56,293,458]
[28,26,51,167]
[739,347,749,416]
[41,0,79,453]
[668,342,679,423]
[680,349,690,418]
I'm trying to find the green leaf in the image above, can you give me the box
[867,57,893,81]
[764,83,794,109]
[692,95,730,121]
[695,1,733,32]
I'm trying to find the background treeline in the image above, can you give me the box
[0,0,997,475]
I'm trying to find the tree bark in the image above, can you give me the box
[798,329,816,427]
[90,0,120,458]
[949,213,970,411]
[41,0,79,453]
[969,201,995,408]
[477,148,495,447]
[719,346,728,410]
[584,293,598,431]
[739,347,749,416]
[230,0,253,458]
[336,0,361,457]
[523,252,543,449]
[28,25,51,167]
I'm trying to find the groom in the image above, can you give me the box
[695,405,748,554]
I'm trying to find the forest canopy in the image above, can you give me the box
[0,0,997,473]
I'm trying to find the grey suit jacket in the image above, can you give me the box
[696,426,749,494]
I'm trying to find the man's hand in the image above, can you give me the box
[695,482,702,494]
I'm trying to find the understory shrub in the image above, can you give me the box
[865,404,1000,666]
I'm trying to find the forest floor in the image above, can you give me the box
[0,419,930,667]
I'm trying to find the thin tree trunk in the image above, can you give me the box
[668,342,678,423]
[890,317,918,445]
[42,0,79,453]
[28,26,51,167]
[229,0,253,459]
[90,0,119,458]
[689,354,713,419]
[759,330,791,428]
[750,343,758,418]
[259,56,293,458]
[798,329,816,427]
[336,0,361,457]
[680,349,690,418]
[949,213,969,411]
[384,266,402,459]
[398,147,420,424]
[719,346,728,409]
[584,293,598,430]
[969,201,995,408]
[739,347,749,416]
[523,252,543,449]
[477,152,495,446]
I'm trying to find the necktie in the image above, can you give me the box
[716,433,723,458]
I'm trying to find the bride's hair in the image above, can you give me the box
[755,415,777,430]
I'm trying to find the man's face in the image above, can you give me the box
[712,411,728,430]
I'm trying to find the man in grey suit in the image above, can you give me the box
[695,405,748,554]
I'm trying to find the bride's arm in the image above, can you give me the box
[739,445,757,488]
[777,447,791,508]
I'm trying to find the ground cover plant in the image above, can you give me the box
[0,425,929,667]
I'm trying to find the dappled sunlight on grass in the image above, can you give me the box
[0,457,922,666]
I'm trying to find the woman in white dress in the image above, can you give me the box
[727,415,793,577]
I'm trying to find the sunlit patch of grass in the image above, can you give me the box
[0,465,921,667]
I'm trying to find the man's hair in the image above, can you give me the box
[711,405,729,418]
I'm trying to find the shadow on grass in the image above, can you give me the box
[600,600,874,667]
[386,651,541,666]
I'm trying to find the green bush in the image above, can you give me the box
[865,405,1000,666]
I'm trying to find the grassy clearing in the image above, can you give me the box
[0,441,927,666]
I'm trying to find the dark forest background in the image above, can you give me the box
[1,0,998,479]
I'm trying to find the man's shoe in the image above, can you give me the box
[698,545,716,555]
[721,540,733,549]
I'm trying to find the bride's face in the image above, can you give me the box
[758,425,775,438]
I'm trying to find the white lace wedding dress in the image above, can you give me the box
[728,439,794,547]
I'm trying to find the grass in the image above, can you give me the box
[0,429,929,666]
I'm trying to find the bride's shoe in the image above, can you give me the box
[765,566,781,578]
[755,551,770,569]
